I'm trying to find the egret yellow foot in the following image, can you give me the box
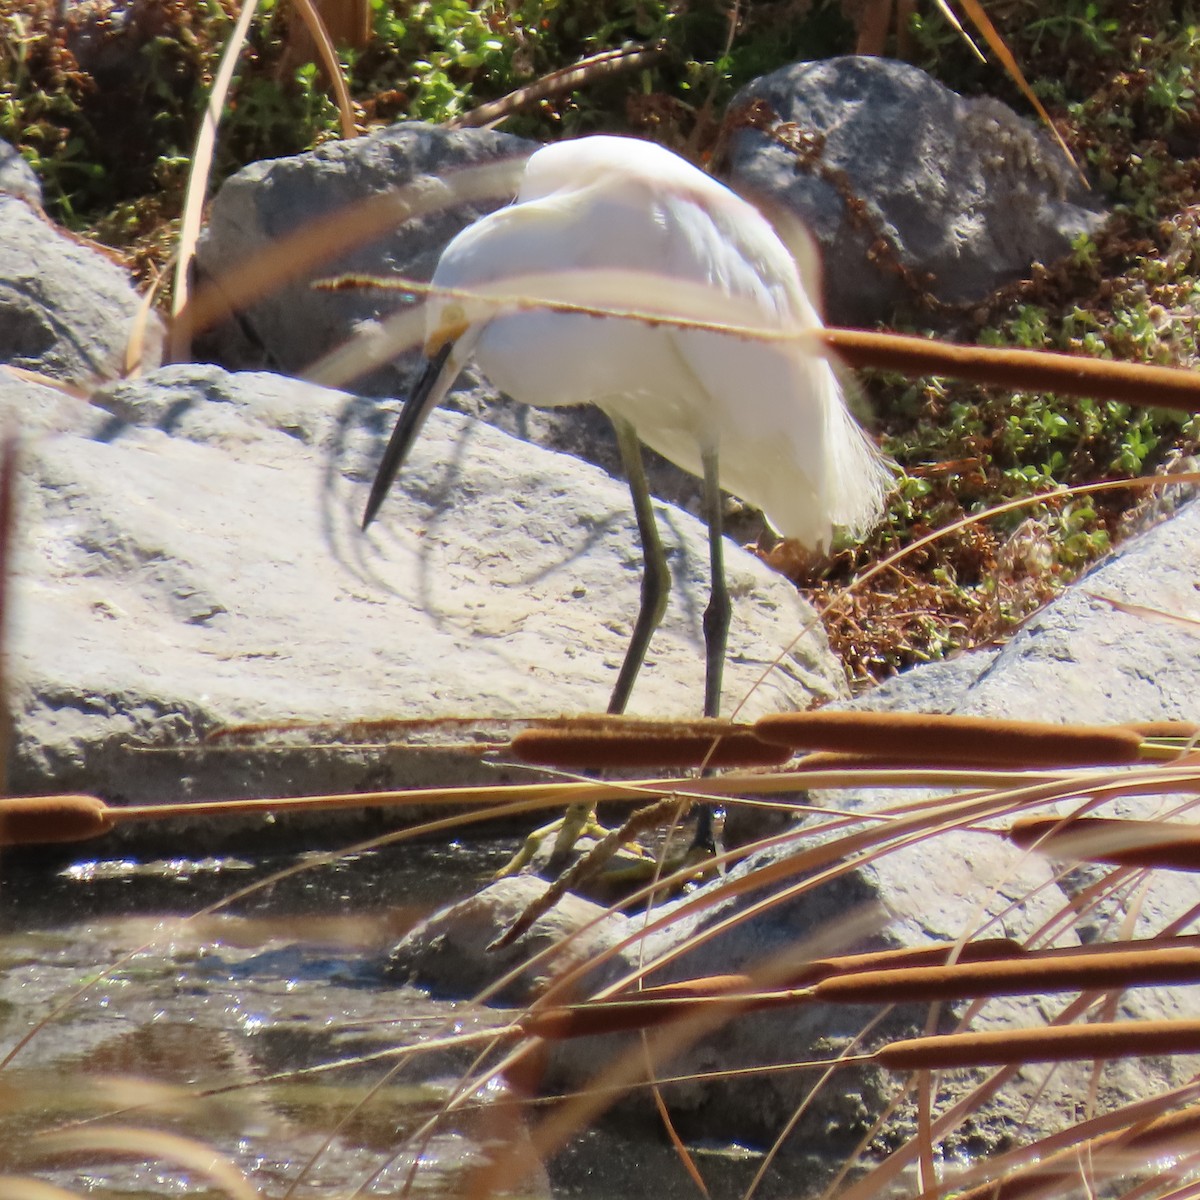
[490,798,717,949]
[491,802,652,881]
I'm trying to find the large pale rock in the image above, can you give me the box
[728,56,1106,325]
[6,364,845,842]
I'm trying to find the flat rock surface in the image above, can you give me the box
[5,364,846,834]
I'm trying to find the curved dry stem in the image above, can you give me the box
[168,0,263,362]
[451,42,665,131]
[288,0,357,139]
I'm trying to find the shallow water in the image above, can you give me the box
[0,841,538,1197]
[0,841,778,1199]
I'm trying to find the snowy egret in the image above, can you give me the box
[362,135,891,861]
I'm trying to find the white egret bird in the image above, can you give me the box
[363,135,891,860]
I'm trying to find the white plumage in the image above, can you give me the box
[364,135,891,726]
[393,135,889,549]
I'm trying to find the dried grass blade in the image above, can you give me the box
[1124,721,1200,739]
[918,1096,1200,1200]
[931,0,985,59]
[30,1127,257,1200]
[0,1178,85,1200]
[0,766,1041,847]
[1008,815,1200,871]
[813,944,1200,1006]
[530,942,1200,1038]
[1087,593,1200,634]
[313,269,1200,413]
[124,269,163,377]
[452,42,665,130]
[168,0,262,362]
[955,0,1085,183]
[178,157,525,344]
[289,0,357,138]
[854,0,894,54]
[0,365,90,399]
[823,327,1200,412]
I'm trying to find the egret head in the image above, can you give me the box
[516,135,704,205]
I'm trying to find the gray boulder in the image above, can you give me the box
[0,193,163,383]
[388,876,638,1001]
[727,56,1107,325]
[195,123,534,389]
[0,140,40,207]
[671,494,1200,1150]
[5,364,846,846]
[857,489,1200,726]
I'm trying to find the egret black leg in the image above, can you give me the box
[694,444,730,855]
[700,446,730,720]
[608,416,670,716]
[549,417,669,869]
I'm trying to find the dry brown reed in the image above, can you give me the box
[13,725,1200,1200]
[1009,815,1200,871]
[509,725,792,770]
[754,710,1145,766]
[522,938,1200,1039]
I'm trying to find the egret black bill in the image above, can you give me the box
[362,341,456,531]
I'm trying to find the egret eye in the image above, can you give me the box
[427,302,469,355]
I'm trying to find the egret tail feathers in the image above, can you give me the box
[822,379,895,540]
